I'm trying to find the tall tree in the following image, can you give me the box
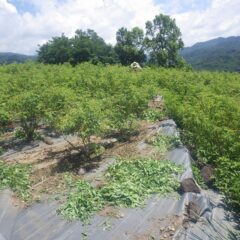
[115,27,145,65]
[38,30,118,65]
[71,29,118,65]
[145,14,184,67]
[37,34,71,64]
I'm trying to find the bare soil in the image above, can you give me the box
[1,120,165,202]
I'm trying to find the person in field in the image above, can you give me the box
[130,61,142,71]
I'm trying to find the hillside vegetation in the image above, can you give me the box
[181,36,240,72]
[0,52,36,64]
[0,62,239,209]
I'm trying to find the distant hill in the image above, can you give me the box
[181,36,240,72]
[0,52,36,64]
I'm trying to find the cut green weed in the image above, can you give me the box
[59,158,182,222]
[99,219,112,231]
[100,158,182,207]
[148,133,182,154]
[142,109,166,122]
[0,160,31,200]
[58,180,104,223]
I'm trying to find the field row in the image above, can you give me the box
[0,62,239,208]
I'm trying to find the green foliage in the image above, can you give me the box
[156,69,240,208]
[0,147,5,156]
[115,27,145,65]
[38,30,118,65]
[192,164,208,189]
[0,109,10,133]
[214,157,240,207]
[57,100,102,145]
[38,34,71,64]
[181,36,240,72]
[9,92,44,141]
[0,52,36,64]
[145,14,184,67]
[100,158,182,207]
[59,158,181,222]
[14,127,27,139]
[37,16,185,68]
[149,134,182,154]
[1,62,240,208]
[58,180,103,222]
[0,160,31,200]
[142,109,166,121]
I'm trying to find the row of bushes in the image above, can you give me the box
[0,62,239,209]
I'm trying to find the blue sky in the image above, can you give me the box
[155,0,212,13]
[8,0,38,14]
[9,0,212,15]
[1,0,240,54]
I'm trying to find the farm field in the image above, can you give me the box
[0,62,240,212]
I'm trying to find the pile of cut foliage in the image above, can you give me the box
[59,158,182,223]
[0,160,31,200]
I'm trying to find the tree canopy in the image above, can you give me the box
[145,14,184,67]
[38,34,71,64]
[115,27,145,65]
[37,30,118,65]
[37,14,186,68]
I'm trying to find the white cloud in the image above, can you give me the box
[0,0,16,13]
[174,0,240,46]
[0,0,239,54]
[0,0,161,54]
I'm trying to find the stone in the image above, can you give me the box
[78,168,86,175]
[180,178,201,194]
[201,165,214,186]
[101,138,118,148]
[42,136,53,145]
[184,201,201,223]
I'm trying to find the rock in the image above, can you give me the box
[42,136,53,145]
[70,150,79,155]
[47,132,59,138]
[201,165,214,186]
[78,168,86,175]
[101,138,118,148]
[168,226,175,232]
[118,213,125,218]
[185,201,201,223]
[180,178,201,194]
[163,233,168,238]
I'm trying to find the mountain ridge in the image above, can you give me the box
[181,36,240,72]
[0,52,36,64]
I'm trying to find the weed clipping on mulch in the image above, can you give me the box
[58,158,182,223]
[0,160,31,200]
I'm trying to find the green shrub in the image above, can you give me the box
[214,157,240,208]
[0,62,239,208]
[192,164,208,189]
[9,92,44,141]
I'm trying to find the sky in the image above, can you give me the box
[0,0,240,55]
